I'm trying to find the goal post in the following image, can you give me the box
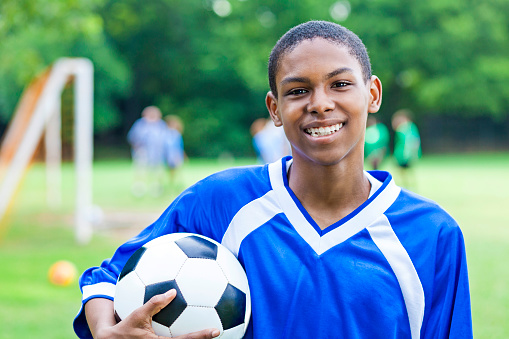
[0,57,94,244]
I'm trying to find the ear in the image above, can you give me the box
[265,91,283,127]
[368,75,382,114]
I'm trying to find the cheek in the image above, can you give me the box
[278,102,299,124]
[340,96,370,120]
[340,94,365,110]
[281,123,294,139]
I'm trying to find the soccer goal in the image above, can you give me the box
[0,58,94,244]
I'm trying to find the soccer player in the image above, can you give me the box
[364,116,390,170]
[250,117,291,164]
[74,21,472,339]
[392,109,422,189]
[127,106,168,197]
[164,115,186,194]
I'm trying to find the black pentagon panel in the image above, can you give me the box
[175,235,218,260]
[215,283,246,330]
[144,280,187,327]
[118,247,146,282]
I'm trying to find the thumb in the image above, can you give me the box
[142,289,176,318]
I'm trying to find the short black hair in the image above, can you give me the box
[268,21,372,98]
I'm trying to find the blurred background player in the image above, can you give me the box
[164,115,185,194]
[250,117,291,164]
[364,116,389,170]
[127,106,168,197]
[392,109,422,189]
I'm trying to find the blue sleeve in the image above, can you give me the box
[73,166,266,338]
[423,222,473,338]
[73,185,216,338]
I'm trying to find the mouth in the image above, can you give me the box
[304,123,344,137]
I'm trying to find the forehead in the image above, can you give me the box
[276,38,363,83]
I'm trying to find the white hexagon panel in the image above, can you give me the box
[135,242,187,286]
[169,306,223,337]
[176,258,228,307]
[114,271,146,321]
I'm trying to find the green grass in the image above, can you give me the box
[0,157,253,338]
[425,154,509,338]
[0,153,507,338]
[375,152,509,338]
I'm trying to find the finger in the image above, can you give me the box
[169,328,221,339]
[142,289,177,318]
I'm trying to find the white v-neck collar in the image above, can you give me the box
[366,171,383,198]
[268,157,401,255]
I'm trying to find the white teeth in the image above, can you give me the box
[305,123,343,136]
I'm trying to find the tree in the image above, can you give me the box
[348,0,509,119]
[2,0,508,156]
[0,0,130,132]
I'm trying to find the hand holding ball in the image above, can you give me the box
[114,233,251,338]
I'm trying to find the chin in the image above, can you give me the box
[313,149,362,168]
[296,151,346,167]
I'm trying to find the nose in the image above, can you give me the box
[307,89,334,114]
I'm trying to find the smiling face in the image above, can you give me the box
[266,38,382,168]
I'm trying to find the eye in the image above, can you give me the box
[332,81,351,89]
[286,88,308,96]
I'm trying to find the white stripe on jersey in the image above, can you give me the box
[82,282,116,301]
[367,215,425,339]
[222,189,282,257]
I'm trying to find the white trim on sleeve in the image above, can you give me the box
[82,282,116,301]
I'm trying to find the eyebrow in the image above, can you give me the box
[326,67,355,79]
[279,67,356,87]
[280,76,309,87]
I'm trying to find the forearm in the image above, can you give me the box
[84,298,117,338]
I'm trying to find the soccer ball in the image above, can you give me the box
[114,233,251,338]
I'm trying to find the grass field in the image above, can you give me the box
[0,153,508,338]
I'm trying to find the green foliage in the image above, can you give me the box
[0,0,130,131]
[1,0,508,155]
[349,0,509,118]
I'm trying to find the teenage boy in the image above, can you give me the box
[74,21,472,339]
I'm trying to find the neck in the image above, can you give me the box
[288,156,371,230]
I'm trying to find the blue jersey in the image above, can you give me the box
[74,157,472,339]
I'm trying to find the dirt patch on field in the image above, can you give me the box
[95,210,161,240]
[34,209,162,242]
